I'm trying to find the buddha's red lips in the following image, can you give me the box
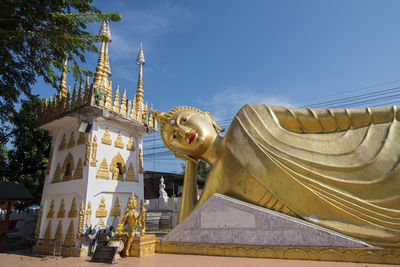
[188,131,197,144]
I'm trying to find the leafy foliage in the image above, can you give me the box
[1,96,51,206]
[180,159,210,181]
[0,0,121,123]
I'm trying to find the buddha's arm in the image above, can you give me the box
[269,105,400,133]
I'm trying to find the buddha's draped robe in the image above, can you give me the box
[225,104,400,247]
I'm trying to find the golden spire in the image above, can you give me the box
[93,21,110,90]
[59,58,68,99]
[104,23,112,78]
[135,42,145,110]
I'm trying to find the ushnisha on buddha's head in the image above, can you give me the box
[151,106,223,159]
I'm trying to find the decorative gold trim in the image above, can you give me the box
[64,220,75,247]
[85,201,92,226]
[68,198,78,218]
[77,201,84,239]
[126,163,136,182]
[84,134,91,166]
[126,136,135,151]
[67,132,75,149]
[73,158,83,179]
[101,128,112,145]
[96,158,109,179]
[114,131,124,148]
[52,163,61,183]
[110,197,121,216]
[47,200,55,218]
[110,152,125,181]
[62,152,74,181]
[98,218,105,227]
[139,148,143,174]
[57,199,66,218]
[43,220,52,245]
[77,133,85,145]
[46,146,53,175]
[34,205,43,238]
[90,135,98,167]
[95,196,108,217]
[58,134,66,151]
[157,241,400,265]
[54,220,63,241]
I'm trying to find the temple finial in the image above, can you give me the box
[104,23,111,79]
[59,58,68,99]
[135,42,145,111]
[93,21,110,90]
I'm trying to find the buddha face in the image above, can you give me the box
[163,109,218,158]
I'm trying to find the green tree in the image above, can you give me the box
[180,159,210,181]
[5,96,51,206]
[0,0,121,123]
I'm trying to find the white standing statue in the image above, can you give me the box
[158,177,169,210]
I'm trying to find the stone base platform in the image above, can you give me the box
[156,241,400,265]
[163,194,368,247]
[32,245,86,257]
[157,194,400,264]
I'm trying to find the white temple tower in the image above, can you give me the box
[33,22,157,256]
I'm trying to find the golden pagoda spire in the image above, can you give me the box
[104,23,112,78]
[135,42,145,111]
[59,58,68,99]
[93,21,110,90]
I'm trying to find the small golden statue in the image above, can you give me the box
[114,193,149,256]
[115,193,139,256]
[138,200,147,235]
[152,104,400,248]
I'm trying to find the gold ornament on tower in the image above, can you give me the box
[110,153,126,181]
[57,199,66,218]
[52,163,61,183]
[138,148,143,174]
[54,221,63,241]
[62,152,74,181]
[64,220,75,247]
[84,134,91,166]
[43,220,52,245]
[96,158,110,179]
[126,136,135,151]
[77,201,84,239]
[68,198,78,218]
[114,131,124,148]
[58,134,66,151]
[90,135,98,167]
[46,146,53,174]
[101,128,112,145]
[34,205,43,238]
[126,163,136,182]
[96,196,108,217]
[85,201,92,226]
[67,132,75,149]
[73,158,83,179]
[110,197,122,216]
[47,200,55,218]
[77,133,85,145]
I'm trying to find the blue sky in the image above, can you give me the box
[34,0,400,172]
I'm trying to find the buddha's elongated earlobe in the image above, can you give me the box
[205,112,225,135]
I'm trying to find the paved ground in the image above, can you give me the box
[0,249,396,267]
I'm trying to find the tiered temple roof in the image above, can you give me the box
[38,22,157,132]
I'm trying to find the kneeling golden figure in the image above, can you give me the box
[152,104,400,248]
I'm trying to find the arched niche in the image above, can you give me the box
[109,152,126,181]
[62,152,75,181]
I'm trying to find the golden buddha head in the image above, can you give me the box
[127,193,137,209]
[152,106,223,158]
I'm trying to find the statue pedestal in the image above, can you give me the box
[113,234,156,257]
[128,234,156,257]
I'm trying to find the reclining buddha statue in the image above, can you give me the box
[151,104,400,248]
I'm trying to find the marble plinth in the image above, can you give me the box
[163,194,369,248]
